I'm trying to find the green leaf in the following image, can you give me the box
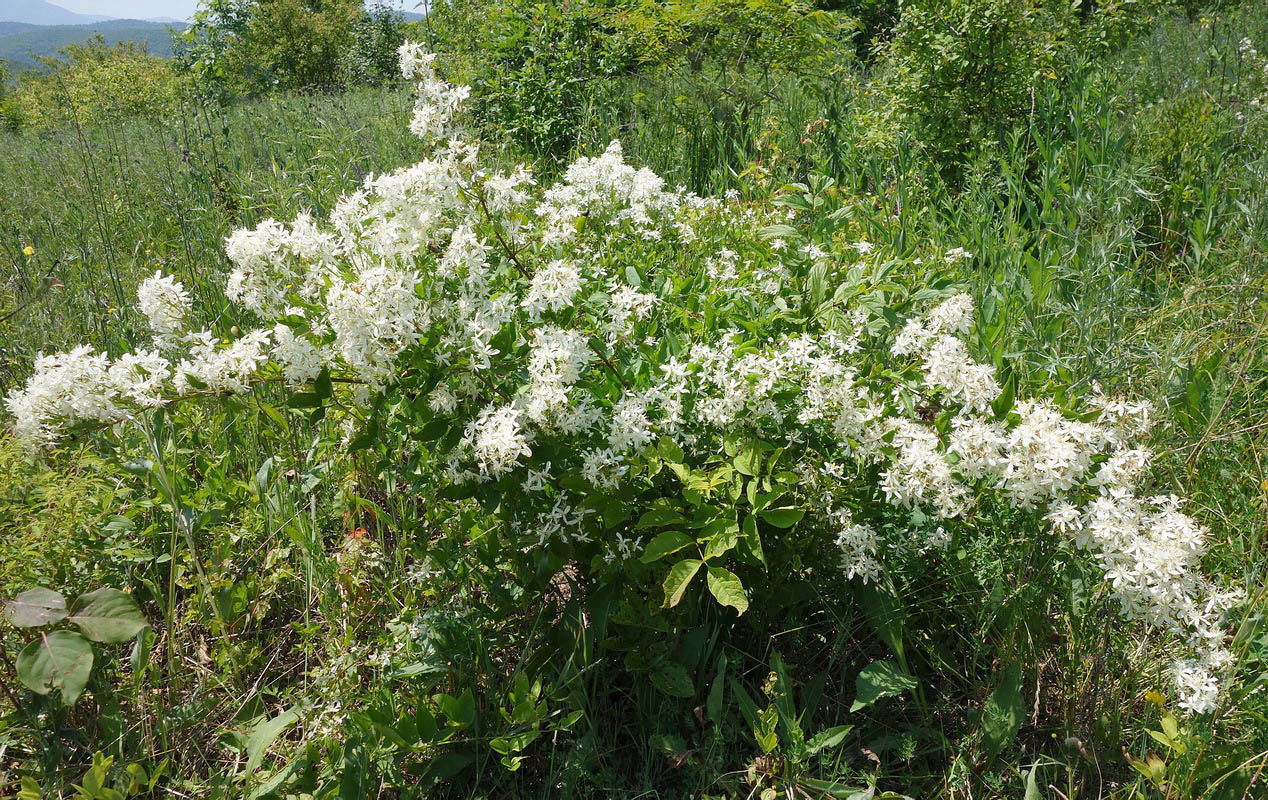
[662,559,702,608]
[438,689,476,727]
[805,725,853,756]
[68,588,148,643]
[981,663,1024,759]
[640,531,693,563]
[702,523,738,561]
[285,392,323,409]
[245,708,300,775]
[1024,763,1041,800]
[706,567,748,614]
[16,630,93,704]
[857,582,905,663]
[739,514,766,566]
[636,507,687,529]
[759,507,804,528]
[850,661,916,712]
[991,367,1016,419]
[4,587,67,628]
[706,654,727,725]
[733,442,763,476]
[651,663,695,697]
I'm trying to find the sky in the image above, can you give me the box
[52,1,428,21]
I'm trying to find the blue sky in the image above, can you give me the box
[54,1,429,21]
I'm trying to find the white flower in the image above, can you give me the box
[136,271,190,342]
[523,260,583,319]
[272,324,327,387]
[326,265,425,385]
[466,404,531,477]
[6,346,118,447]
[174,329,272,395]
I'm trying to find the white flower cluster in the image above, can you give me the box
[136,270,191,343]
[399,42,470,141]
[536,141,687,245]
[6,46,1241,717]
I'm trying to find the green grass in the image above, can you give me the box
[1,4,1267,799]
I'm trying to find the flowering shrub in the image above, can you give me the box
[5,43,1242,721]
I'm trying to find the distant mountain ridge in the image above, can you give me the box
[0,19,176,69]
[0,0,113,26]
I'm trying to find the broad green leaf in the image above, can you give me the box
[739,515,766,566]
[640,531,693,563]
[702,523,739,561]
[16,630,93,704]
[1023,763,1040,800]
[805,725,853,756]
[851,660,916,712]
[706,567,748,614]
[68,588,148,643]
[981,663,1024,759]
[636,507,686,529]
[245,708,300,775]
[438,689,476,727]
[662,559,702,608]
[651,663,695,697]
[4,587,67,628]
[760,507,804,528]
[733,442,762,476]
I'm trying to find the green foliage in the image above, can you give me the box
[4,586,147,705]
[877,0,1065,173]
[178,0,372,95]
[338,3,410,87]
[6,37,180,131]
[462,0,639,161]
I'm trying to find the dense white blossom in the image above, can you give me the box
[136,271,191,342]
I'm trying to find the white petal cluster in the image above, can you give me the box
[833,508,882,583]
[398,42,469,141]
[6,45,1241,718]
[325,265,425,386]
[5,346,120,446]
[225,216,337,317]
[174,329,272,394]
[136,271,190,342]
[523,259,583,319]
[464,404,532,478]
[536,141,688,245]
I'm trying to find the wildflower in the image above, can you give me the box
[136,271,191,343]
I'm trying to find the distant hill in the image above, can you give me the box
[0,0,112,26]
[0,21,45,37]
[0,20,176,69]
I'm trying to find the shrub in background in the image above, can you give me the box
[338,2,410,87]
[6,38,181,131]
[178,0,368,95]
[461,0,639,162]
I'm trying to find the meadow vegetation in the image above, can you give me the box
[0,2,1266,799]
